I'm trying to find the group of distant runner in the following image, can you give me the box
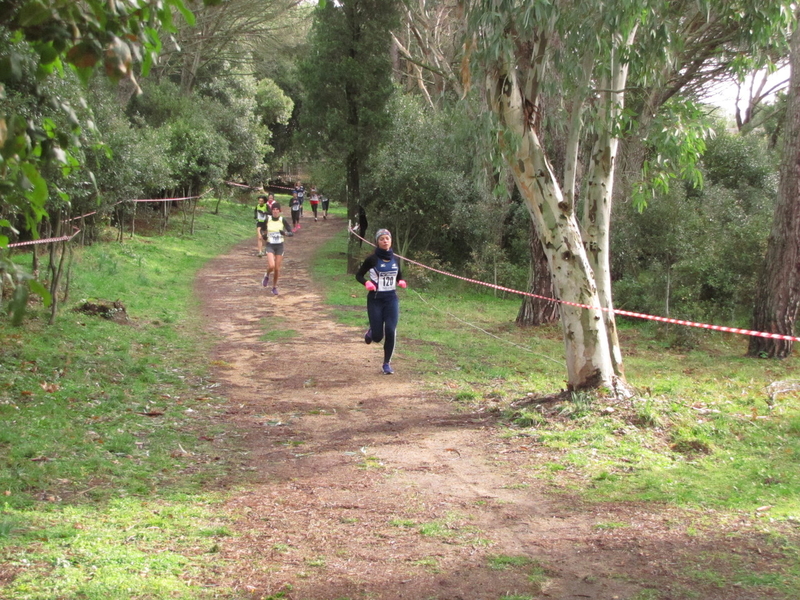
[253,182,331,296]
[253,183,405,375]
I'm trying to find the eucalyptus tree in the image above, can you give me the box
[392,0,465,107]
[464,0,654,392]
[299,0,399,272]
[465,0,794,390]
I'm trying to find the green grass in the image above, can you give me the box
[0,198,255,599]
[487,554,532,570]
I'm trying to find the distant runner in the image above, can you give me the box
[309,188,320,222]
[290,191,301,231]
[321,195,330,220]
[254,195,269,256]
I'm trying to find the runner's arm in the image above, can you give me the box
[355,256,377,286]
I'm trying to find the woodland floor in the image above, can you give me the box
[193,214,791,600]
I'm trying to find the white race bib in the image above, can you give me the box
[268,232,282,244]
[377,270,397,292]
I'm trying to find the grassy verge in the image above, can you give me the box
[0,197,259,599]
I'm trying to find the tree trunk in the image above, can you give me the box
[581,29,635,379]
[346,151,363,274]
[516,216,559,326]
[490,65,616,391]
[748,9,800,358]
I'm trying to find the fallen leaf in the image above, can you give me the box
[40,381,60,393]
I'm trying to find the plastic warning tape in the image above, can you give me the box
[7,228,81,248]
[128,194,201,203]
[4,191,209,248]
[224,181,295,192]
[349,227,800,343]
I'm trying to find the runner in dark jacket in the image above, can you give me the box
[355,228,407,374]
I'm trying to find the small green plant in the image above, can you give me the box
[358,455,384,469]
[418,520,454,537]
[412,556,441,573]
[198,525,233,537]
[487,554,532,570]
[305,557,326,568]
[389,518,416,528]
[453,390,479,403]
[261,328,299,342]
[633,398,663,428]
[0,516,21,538]
[558,391,594,419]
[512,409,546,427]
[528,560,550,592]
[592,521,628,531]
[630,589,661,600]
[502,482,530,490]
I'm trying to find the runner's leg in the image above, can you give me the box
[273,254,283,288]
[382,296,399,363]
[367,295,384,344]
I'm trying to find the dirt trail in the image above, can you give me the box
[193,216,743,600]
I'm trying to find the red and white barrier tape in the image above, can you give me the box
[349,227,800,344]
[224,181,295,192]
[5,190,210,248]
[128,194,202,203]
[7,228,81,248]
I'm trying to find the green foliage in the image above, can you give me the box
[0,0,223,236]
[298,0,399,213]
[613,125,776,325]
[365,94,474,252]
[633,98,713,210]
[254,77,294,127]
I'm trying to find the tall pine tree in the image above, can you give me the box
[299,0,398,272]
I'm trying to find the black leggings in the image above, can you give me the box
[367,293,399,363]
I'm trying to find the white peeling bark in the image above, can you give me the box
[581,30,635,379]
[489,64,616,391]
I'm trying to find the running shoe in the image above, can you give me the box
[272,287,279,295]
[262,273,269,287]
[382,363,394,375]
[364,329,372,344]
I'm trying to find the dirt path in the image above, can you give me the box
[193,216,756,600]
